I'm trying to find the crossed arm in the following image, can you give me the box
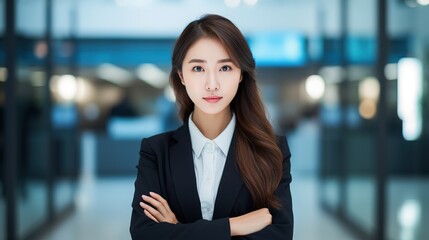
[139,191,272,236]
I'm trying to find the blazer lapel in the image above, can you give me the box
[170,124,202,222]
[213,133,244,219]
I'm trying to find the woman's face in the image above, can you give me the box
[179,37,242,118]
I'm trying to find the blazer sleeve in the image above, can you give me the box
[233,136,294,240]
[130,138,231,240]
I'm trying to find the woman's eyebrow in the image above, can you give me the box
[187,58,233,64]
[218,58,233,63]
[188,59,205,63]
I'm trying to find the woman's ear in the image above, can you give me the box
[239,73,243,82]
[178,71,185,85]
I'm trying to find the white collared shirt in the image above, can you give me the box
[188,113,236,220]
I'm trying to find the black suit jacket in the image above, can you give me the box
[130,123,293,240]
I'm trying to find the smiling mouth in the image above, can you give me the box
[203,96,223,103]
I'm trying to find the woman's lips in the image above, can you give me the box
[203,96,223,103]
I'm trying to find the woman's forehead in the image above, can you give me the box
[184,38,232,61]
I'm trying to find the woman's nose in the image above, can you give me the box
[205,72,219,91]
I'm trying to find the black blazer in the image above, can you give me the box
[130,122,293,240]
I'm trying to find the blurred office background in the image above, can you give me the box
[1,0,428,239]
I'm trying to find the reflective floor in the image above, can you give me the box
[39,176,134,240]
[386,178,429,240]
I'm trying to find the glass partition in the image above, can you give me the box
[319,0,343,216]
[51,0,78,215]
[321,1,429,239]
[320,0,378,238]
[344,0,378,234]
[16,0,50,238]
[386,1,429,239]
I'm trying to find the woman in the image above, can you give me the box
[130,14,293,239]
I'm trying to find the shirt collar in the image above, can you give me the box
[188,112,236,158]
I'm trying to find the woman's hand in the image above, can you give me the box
[140,192,179,224]
[229,208,272,236]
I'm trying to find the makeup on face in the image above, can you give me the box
[180,38,241,117]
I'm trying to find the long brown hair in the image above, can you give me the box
[170,14,283,209]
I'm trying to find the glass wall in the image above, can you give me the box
[386,1,429,240]
[51,0,77,216]
[344,0,378,235]
[320,0,378,238]
[0,0,79,238]
[15,0,50,237]
[318,0,344,219]
[320,0,429,239]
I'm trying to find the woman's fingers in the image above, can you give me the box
[140,193,179,224]
[140,192,178,224]
[140,201,164,221]
[142,194,169,216]
[143,209,159,223]
[149,192,173,212]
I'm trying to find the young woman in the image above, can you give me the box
[130,14,293,239]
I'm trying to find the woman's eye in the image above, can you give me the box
[220,65,232,71]
[192,66,204,72]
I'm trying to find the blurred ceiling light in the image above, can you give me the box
[243,0,258,6]
[57,75,78,101]
[164,85,176,102]
[0,67,7,82]
[384,63,398,80]
[398,199,421,229]
[417,0,429,5]
[225,0,240,8]
[359,77,380,101]
[136,63,168,89]
[97,63,133,86]
[398,58,422,141]
[359,99,377,119]
[305,75,325,100]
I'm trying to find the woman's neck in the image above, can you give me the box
[192,108,232,140]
